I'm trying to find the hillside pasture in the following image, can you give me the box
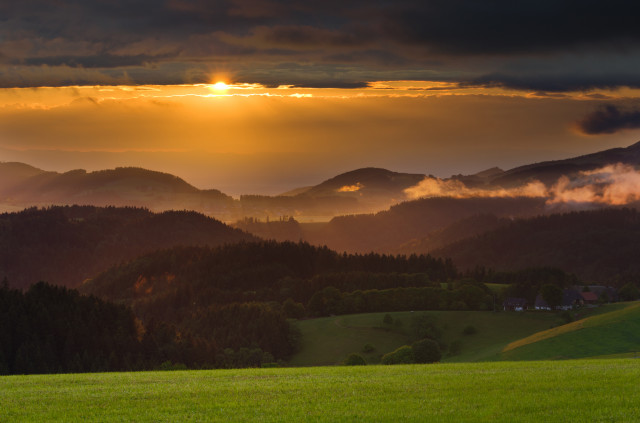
[290,310,560,366]
[500,302,640,361]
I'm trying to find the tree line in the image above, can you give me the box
[0,281,293,375]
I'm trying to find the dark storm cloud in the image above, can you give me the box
[2,0,640,88]
[288,81,369,89]
[577,105,640,135]
[465,73,640,93]
[377,0,640,55]
[20,53,176,68]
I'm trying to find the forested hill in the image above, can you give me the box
[79,241,459,370]
[305,196,547,253]
[82,241,458,305]
[0,206,255,289]
[434,208,640,284]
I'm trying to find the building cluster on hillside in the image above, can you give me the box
[503,286,620,312]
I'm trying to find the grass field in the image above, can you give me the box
[291,309,561,366]
[1,360,639,422]
[291,304,636,366]
[500,302,640,361]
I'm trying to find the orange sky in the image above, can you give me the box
[1,83,640,195]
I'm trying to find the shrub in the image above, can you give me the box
[344,354,367,366]
[362,344,375,353]
[412,339,441,363]
[462,325,477,335]
[381,346,414,365]
[383,313,393,325]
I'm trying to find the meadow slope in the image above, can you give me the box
[290,310,561,366]
[290,304,635,366]
[500,302,640,361]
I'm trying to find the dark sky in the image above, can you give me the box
[2,0,640,90]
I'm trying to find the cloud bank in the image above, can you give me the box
[2,0,640,89]
[577,105,640,135]
[405,164,640,206]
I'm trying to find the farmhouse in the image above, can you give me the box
[534,288,583,310]
[585,286,619,303]
[581,291,598,305]
[503,297,528,311]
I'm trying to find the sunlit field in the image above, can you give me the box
[2,360,639,422]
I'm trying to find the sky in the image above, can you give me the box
[2,0,640,195]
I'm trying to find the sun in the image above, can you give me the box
[211,81,229,91]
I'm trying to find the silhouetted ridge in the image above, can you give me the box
[493,140,640,187]
[434,207,640,284]
[303,167,425,198]
[0,205,255,289]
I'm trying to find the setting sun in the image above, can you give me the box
[212,81,229,91]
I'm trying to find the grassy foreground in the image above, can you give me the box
[2,360,639,422]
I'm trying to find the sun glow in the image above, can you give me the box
[212,81,229,91]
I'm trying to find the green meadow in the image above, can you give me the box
[4,301,639,422]
[1,360,639,422]
[500,302,640,360]
[291,303,638,366]
[290,309,563,366]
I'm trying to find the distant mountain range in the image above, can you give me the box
[0,163,236,216]
[489,140,640,187]
[2,140,639,223]
[0,164,426,220]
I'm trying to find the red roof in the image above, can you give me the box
[581,291,598,301]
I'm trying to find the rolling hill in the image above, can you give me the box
[0,206,255,289]
[433,207,640,283]
[303,196,547,253]
[3,140,640,224]
[0,164,237,219]
[290,310,560,366]
[490,140,640,187]
[499,302,640,360]
[0,164,430,221]
[290,303,638,366]
[301,167,425,201]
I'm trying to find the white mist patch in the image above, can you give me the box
[548,164,640,205]
[404,163,640,206]
[403,177,547,199]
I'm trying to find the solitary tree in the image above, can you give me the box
[619,283,639,301]
[541,284,563,309]
[412,338,441,363]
